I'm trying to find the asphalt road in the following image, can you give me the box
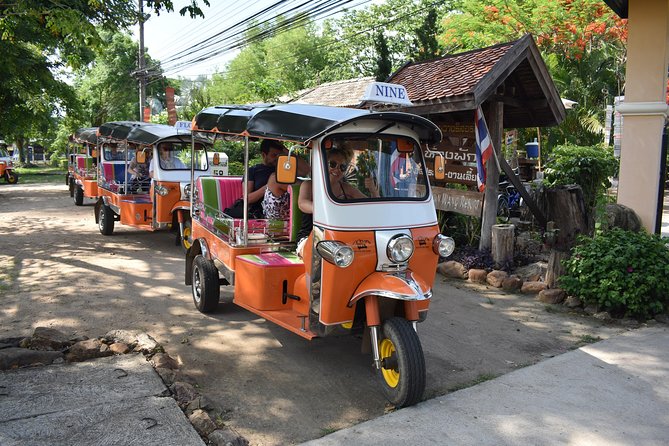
[0,181,630,445]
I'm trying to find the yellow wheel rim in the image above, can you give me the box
[183,226,192,249]
[380,338,400,388]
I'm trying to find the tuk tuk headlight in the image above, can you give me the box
[433,234,455,257]
[387,234,414,263]
[317,241,354,268]
[183,183,191,200]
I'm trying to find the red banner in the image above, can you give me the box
[143,106,151,122]
[166,87,177,126]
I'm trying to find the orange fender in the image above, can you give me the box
[349,270,432,308]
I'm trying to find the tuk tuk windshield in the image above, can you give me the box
[322,135,428,202]
[102,143,127,161]
[157,141,208,171]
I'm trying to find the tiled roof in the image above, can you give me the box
[288,76,375,108]
[388,41,515,102]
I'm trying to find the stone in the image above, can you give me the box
[66,339,107,362]
[155,366,180,386]
[514,262,547,282]
[208,428,250,446]
[521,281,547,294]
[564,296,582,308]
[186,395,217,415]
[152,352,179,370]
[104,329,138,345]
[188,409,217,436]
[0,337,23,349]
[537,288,566,304]
[501,275,523,292]
[594,311,612,321]
[0,348,64,370]
[584,305,598,315]
[468,269,488,283]
[437,261,467,279]
[170,381,199,405]
[26,327,73,351]
[486,270,508,288]
[110,342,130,354]
[604,203,642,232]
[135,333,160,354]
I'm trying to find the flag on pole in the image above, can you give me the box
[474,106,493,192]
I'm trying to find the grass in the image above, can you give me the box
[13,164,65,184]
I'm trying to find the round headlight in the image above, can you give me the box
[433,234,455,257]
[317,241,354,268]
[387,234,414,263]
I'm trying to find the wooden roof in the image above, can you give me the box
[387,34,566,128]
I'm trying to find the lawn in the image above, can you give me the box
[12,165,66,185]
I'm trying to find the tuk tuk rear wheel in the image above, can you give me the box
[377,317,426,408]
[5,172,18,184]
[73,185,84,206]
[192,255,220,313]
[99,203,114,235]
[181,218,193,251]
[69,180,75,197]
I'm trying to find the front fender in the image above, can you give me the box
[349,269,432,307]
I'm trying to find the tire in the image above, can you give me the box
[192,255,220,313]
[5,171,18,184]
[181,218,193,251]
[98,203,114,235]
[69,180,75,197]
[65,174,70,186]
[377,317,426,408]
[73,185,84,206]
[496,195,510,222]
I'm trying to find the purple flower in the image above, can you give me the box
[627,266,634,273]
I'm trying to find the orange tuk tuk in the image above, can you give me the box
[70,127,99,205]
[0,146,19,184]
[94,121,214,249]
[185,104,455,407]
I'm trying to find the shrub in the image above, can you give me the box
[543,144,618,210]
[560,228,669,320]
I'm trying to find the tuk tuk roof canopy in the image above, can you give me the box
[73,127,98,145]
[98,121,191,145]
[192,103,442,144]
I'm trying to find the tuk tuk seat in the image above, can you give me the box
[100,162,127,193]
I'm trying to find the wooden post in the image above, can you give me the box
[492,224,515,268]
[479,101,504,251]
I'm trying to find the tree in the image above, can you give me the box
[374,31,392,81]
[411,6,442,62]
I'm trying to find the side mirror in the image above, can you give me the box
[434,154,445,181]
[213,152,220,165]
[276,155,297,184]
[136,151,146,163]
[397,139,414,153]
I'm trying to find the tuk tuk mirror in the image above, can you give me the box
[213,152,220,165]
[434,153,445,181]
[136,150,146,164]
[276,155,297,184]
[397,139,414,153]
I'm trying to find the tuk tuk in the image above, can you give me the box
[94,121,215,249]
[0,146,19,184]
[70,127,99,205]
[185,104,454,407]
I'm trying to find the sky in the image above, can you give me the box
[134,0,375,79]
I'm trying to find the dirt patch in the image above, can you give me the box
[0,183,640,445]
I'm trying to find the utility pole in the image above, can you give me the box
[138,0,146,121]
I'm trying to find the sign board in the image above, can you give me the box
[425,122,478,187]
[175,120,192,130]
[431,186,484,217]
[360,82,413,106]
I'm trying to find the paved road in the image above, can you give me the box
[0,181,632,445]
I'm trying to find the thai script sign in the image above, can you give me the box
[424,122,477,187]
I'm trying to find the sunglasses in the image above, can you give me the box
[328,160,349,172]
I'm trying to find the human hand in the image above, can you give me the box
[364,177,379,197]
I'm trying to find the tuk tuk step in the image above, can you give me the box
[234,301,316,340]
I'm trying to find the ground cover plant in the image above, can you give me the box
[560,228,669,320]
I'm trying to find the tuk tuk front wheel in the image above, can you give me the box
[377,317,426,408]
[98,203,114,235]
[73,185,84,206]
[181,218,193,251]
[5,171,18,184]
[192,255,220,313]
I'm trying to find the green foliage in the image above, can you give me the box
[543,144,618,210]
[373,30,392,81]
[560,229,669,320]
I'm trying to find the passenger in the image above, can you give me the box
[128,150,151,192]
[150,145,185,177]
[261,173,290,220]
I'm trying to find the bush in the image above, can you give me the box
[560,228,669,320]
[543,144,618,210]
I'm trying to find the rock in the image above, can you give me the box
[437,261,467,279]
[604,203,642,232]
[468,269,488,283]
[109,342,130,354]
[0,348,64,370]
[104,329,138,345]
[486,270,508,288]
[155,366,180,386]
[521,281,547,294]
[27,327,73,351]
[152,352,179,370]
[189,409,217,436]
[0,337,23,349]
[594,311,612,321]
[501,275,523,292]
[537,288,566,304]
[584,305,598,315]
[135,333,160,354]
[208,428,250,446]
[514,262,547,282]
[186,396,217,415]
[170,381,199,405]
[66,339,109,362]
[18,338,31,348]
[564,296,582,308]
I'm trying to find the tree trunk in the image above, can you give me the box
[546,250,568,288]
[492,224,514,269]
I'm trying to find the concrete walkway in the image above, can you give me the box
[302,326,669,446]
[0,354,204,446]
